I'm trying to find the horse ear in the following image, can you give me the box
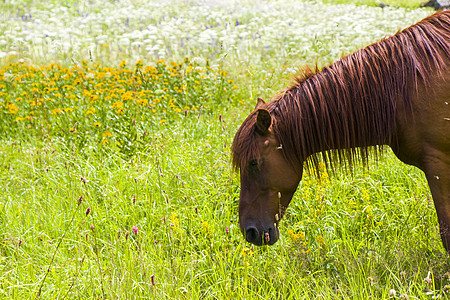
[255,109,272,135]
[255,97,266,109]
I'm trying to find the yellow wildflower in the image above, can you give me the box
[201,221,211,236]
[316,235,327,248]
[122,91,134,101]
[7,103,19,114]
[111,101,123,109]
[136,99,148,106]
[51,108,63,115]
[361,188,370,202]
[241,247,253,257]
[169,212,184,234]
[103,131,112,137]
[288,229,305,242]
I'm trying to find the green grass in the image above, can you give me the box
[2,118,450,298]
[1,0,448,299]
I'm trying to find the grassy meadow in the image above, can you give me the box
[1,0,449,299]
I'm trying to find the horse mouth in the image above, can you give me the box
[244,226,279,246]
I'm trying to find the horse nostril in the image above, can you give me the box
[245,226,260,244]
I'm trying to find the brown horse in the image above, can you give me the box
[232,10,450,250]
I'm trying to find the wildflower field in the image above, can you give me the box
[1,0,448,299]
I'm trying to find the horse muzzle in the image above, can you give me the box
[243,224,279,246]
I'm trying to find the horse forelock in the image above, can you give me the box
[231,110,259,171]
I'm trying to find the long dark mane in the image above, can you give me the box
[232,10,450,173]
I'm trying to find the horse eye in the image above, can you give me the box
[249,159,258,169]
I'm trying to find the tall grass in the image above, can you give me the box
[2,116,449,298]
[1,0,448,299]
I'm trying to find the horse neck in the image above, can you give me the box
[272,11,450,169]
[273,61,399,166]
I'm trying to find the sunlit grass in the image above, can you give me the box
[2,133,449,298]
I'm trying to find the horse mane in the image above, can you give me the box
[232,10,450,174]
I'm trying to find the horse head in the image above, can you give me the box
[233,98,302,246]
